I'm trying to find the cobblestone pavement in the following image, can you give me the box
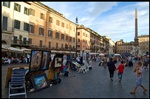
[1,61,149,98]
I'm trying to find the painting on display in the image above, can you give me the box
[29,50,42,72]
[30,73,49,92]
[53,54,63,68]
[41,51,51,71]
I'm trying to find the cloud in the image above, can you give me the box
[87,2,118,16]
[85,2,149,42]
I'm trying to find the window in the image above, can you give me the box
[70,37,72,42]
[61,44,63,48]
[14,36,17,43]
[61,22,64,27]
[49,17,53,23]
[70,45,72,49]
[49,42,51,48]
[24,22,29,32]
[65,44,68,49]
[3,16,8,31]
[40,40,42,47]
[14,20,20,29]
[61,34,64,40]
[78,32,80,35]
[56,32,59,39]
[39,27,44,36]
[77,45,80,48]
[29,38,32,44]
[66,35,68,41]
[56,43,58,49]
[3,2,10,8]
[30,8,35,16]
[56,20,60,26]
[29,24,34,33]
[78,39,80,42]
[73,38,75,42]
[24,7,29,15]
[23,38,27,44]
[14,3,21,12]
[48,30,52,37]
[40,13,44,20]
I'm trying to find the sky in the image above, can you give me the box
[41,2,149,42]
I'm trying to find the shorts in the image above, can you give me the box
[135,77,143,87]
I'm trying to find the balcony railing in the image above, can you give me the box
[2,26,13,33]
[12,40,29,45]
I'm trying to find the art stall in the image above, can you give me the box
[5,49,63,93]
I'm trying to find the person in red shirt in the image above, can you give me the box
[116,61,125,81]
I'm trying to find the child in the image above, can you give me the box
[116,61,125,81]
[130,62,147,94]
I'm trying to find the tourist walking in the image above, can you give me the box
[107,57,116,81]
[130,61,147,94]
[116,61,125,81]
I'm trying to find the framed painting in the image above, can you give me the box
[54,54,63,68]
[30,73,49,92]
[41,51,51,71]
[29,50,42,72]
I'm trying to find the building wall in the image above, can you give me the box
[2,2,14,46]
[138,35,149,54]
[116,40,133,54]
[29,2,47,47]
[13,2,30,40]
[77,26,90,52]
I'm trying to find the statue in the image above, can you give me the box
[130,46,142,56]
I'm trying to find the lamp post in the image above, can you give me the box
[76,17,78,57]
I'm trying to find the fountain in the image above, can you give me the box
[130,45,143,56]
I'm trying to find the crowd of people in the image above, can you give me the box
[2,54,30,64]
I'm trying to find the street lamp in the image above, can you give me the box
[76,17,78,57]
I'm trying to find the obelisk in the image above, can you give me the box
[134,8,139,46]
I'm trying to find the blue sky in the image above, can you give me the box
[41,2,149,42]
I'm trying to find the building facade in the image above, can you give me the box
[2,1,114,55]
[115,39,134,54]
[138,35,149,55]
[2,2,15,48]
[77,25,90,52]
[105,36,115,55]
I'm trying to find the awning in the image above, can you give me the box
[2,44,9,49]
[8,47,23,53]
[22,48,31,53]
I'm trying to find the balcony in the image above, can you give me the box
[11,40,30,47]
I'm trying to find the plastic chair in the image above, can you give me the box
[8,68,27,98]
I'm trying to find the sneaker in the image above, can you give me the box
[130,91,136,94]
[143,89,147,94]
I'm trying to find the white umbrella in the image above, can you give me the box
[8,47,23,53]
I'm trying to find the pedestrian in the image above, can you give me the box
[103,56,107,68]
[107,57,116,81]
[130,61,147,94]
[27,54,30,64]
[116,60,125,81]
[143,55,148,70]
